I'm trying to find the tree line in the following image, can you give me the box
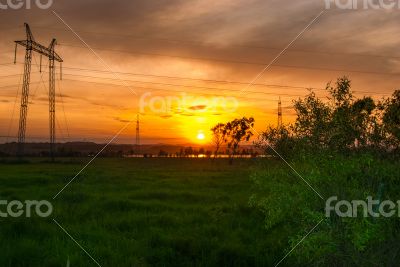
[258,76,400,157]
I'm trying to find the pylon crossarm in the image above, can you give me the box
[15,40,63,62]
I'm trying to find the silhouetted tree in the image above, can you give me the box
[223,117,255,164]
[327,77,357,149]
[158,150,168,157]
[184,147,193,157]
[351,97,376,146]
[211,123,225,158]
[382,90,400,149]
[293,91,330,147]
[257,124,297,158]
[292,77,380,151]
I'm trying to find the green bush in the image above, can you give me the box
[250,153,400,266]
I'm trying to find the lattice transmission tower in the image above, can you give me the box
[135,114,140,155]
[278,96,283,129]
[14,23,63,161]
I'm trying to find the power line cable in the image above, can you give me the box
[33,26,400,61]
[6,61,400,88]
[61,72,389,97]
[61,78,290,102]
[62,73,308,97]
[56,68,71,139]
[5,68,23,145]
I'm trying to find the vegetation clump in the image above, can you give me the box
[250,77,400,266]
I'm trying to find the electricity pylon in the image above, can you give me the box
[135,114,140,155]
[48,39,59,161]
[278,96,283,129]
[14,23,63,161]
[14,24,33,158]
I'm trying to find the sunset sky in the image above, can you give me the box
[1,0,400,144]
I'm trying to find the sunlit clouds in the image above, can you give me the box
[1,0,400,143]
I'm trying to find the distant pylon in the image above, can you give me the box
[278,96,283,129]
[135,114,140,154]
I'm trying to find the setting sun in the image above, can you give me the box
[197,132,205,140]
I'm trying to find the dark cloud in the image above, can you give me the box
[188,105,207,111]
[3,0,400,91]
[179,112,194,117]
[113,116,130,123]
[282,105,294,110]
[160,114,173,119]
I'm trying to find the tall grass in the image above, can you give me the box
[0,158,283,267]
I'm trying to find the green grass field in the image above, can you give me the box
[0,158,290,267]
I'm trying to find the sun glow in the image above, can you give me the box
[197,132,205,140]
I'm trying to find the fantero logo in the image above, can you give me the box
[325,0,400,10]
[0,200,53,218]
[139,92,239,115]
[325,196,400,218]
[0,0,53,10]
